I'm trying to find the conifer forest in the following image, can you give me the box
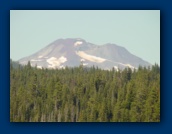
[10,60,160,122]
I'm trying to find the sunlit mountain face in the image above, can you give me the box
[18,38,151,70]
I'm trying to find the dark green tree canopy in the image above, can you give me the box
[10,60,160,122]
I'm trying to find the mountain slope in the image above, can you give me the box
[18,38,151,70]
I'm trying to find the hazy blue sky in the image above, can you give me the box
[10,10,160,65]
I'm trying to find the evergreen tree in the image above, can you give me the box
[10,60,160,122]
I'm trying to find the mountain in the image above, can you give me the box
[18,38,151,70]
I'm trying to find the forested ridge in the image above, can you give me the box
[10,60,160,122]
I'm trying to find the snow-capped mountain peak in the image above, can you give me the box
[18,38,151,70]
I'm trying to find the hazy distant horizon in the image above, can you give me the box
[10,10,160,65]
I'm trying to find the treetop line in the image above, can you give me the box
[10,60,160,122]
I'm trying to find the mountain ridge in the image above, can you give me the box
[18,38,151,70]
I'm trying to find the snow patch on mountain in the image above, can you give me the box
[116,62,135,69]
[114,66,119,72]
[59,65,65,69]
[83,63,88,66]
[37,66,42,69]
[31,59,43,62]
[126,64,135,69]
[106,59,135,69]
[76,51,106,63]
[38,55,43,58]
[74,41,83,47]
[46,56,67,69]
[59,56,67,63]
[80,59,85,62]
